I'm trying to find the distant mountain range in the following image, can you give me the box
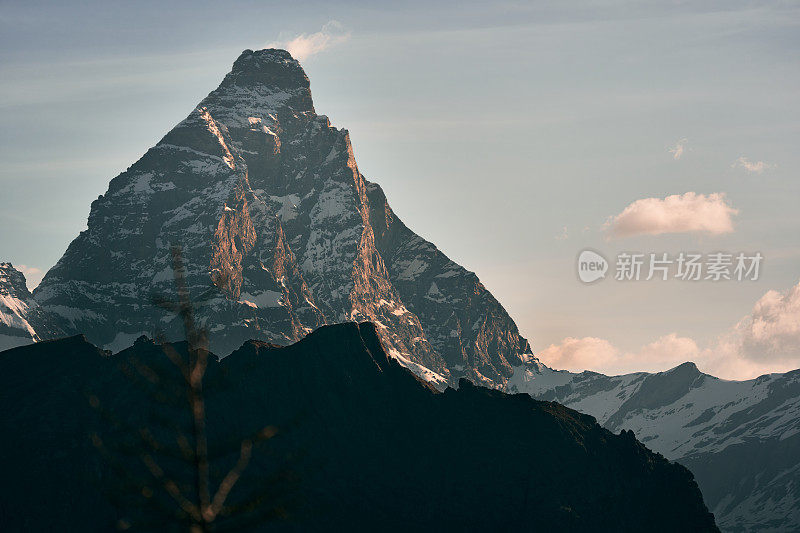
[509,360,800,531]
[0,324,718,531]
[0,49,797,531]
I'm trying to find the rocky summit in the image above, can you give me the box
[33,49,531,387]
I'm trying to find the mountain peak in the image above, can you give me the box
[667,361,702,376]
[182,47,316,132]
[1,262,62,351]
[227,48,309,88]
[231,48,308,79]
[33,49,532,387]
[234,48,299,67]
[0,262,31,299]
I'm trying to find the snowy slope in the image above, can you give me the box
[0,263,62,351]
[509,360,800,531]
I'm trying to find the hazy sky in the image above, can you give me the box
[2,1,799,378]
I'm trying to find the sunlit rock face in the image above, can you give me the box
[0,263,62,351]
[34,49,531,386]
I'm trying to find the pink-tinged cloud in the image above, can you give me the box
[17,264,44,290]
[537,333,700,375]
[537,337,619,372]
[730,281,800,364]
[605,192,738,239]
[698,281,800,377]
[537,280,800,380]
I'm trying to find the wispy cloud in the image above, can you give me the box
[267,21,350,61]
[538,280,800,380]
[731,156,775,174]
[604,192,737,239]
[17,265,44,290]
[668,138,688,160]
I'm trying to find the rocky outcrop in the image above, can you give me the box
[33,49,530,385]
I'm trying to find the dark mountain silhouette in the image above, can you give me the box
[0,323,718,531]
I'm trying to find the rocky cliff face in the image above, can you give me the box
[0,324,719,531]
[0,263,62,351]
[509,360,800,532]
[33,49,531,386]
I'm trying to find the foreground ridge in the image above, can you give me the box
[0,323,718,531]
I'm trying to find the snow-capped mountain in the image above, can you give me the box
[509,360,800,532]
[33,49,531,386]
[24,48,797,531]
[0,263,62,351]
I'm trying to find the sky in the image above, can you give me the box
[1,0,799,379]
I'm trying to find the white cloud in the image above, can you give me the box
[267,21,350,61]
[537,280,800,380]
[731,156,775,174]
[17,264,44,290]
[605,192,738,238]
[668,138,687,160]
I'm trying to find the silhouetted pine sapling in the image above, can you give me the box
[90,246,294,531]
